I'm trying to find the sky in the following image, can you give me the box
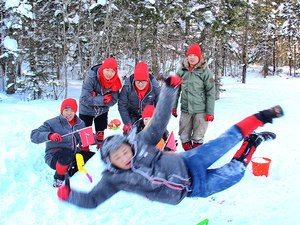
[0,66,300,225]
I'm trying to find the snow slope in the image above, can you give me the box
[0,67,299,225]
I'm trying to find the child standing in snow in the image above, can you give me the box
[31,98,95,187]
[172,44,215,151]
[79,57,122,150]
[57,77,283,207]
[118,62,161,134]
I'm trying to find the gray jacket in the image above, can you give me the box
[30,114,85,165]
[67,84,192,208]
[79,64,119,117]
[118,73,160,125]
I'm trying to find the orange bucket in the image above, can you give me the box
[251,157,272,177]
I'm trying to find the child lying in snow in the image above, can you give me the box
[57,76,284,207]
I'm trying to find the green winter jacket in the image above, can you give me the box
[174,57,215,115]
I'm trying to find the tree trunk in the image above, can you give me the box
[6,54,16,94]
[272,38,276,74]
[214,38,222,100]
[241,1,249,84]
[151,25,159,78]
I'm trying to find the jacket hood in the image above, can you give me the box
[99,129,137,172]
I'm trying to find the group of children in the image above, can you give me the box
[30,44,284,209]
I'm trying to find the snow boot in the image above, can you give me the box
[233,131,276,166]
[236,105,284,138]
[53,178,64,188]
[53,172,65,187]
[182,141,193,151]
[193,142,203,148]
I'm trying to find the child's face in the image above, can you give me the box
[109,143,133,170]
[143,117,152,126]
[187,54,199,67]
[134,80,148,90]
[62,108,75,122]
[103,68,116,80]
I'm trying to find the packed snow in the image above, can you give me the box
[0,67,299,225]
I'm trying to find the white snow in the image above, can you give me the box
[0,66,299,225]
[3,36,18,52]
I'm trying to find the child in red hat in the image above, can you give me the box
[118,61,161,135]
[130,104,173,151]
[31,98,95,187]
[79,57,122,150]
[172,44,215,151]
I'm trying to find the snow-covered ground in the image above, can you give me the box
[0,67,299,225]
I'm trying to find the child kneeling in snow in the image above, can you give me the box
[57,76,283,207]
[31,98,101,187]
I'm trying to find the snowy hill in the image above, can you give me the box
[0,67,299,225]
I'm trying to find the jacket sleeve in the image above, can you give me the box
[30,122,52,144]
[118,83,132,125]
[67,177,119,209]
[80,73,109,107]
[203,68,215,115]
[105,90,119,107]
[139,84,178,146]
[173,68,183,109]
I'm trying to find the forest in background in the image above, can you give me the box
[1,0,299,100]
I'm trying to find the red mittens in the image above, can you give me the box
[49,133,62,142]
[123,123,132,134]
[172,108,178,118]
[205,115,214,122]
[104,94,112,103]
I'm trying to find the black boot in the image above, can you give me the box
[254,105,284,124]
[246,131,276,148]
[233,131,276,165]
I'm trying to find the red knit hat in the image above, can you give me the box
[134,62,149,80]
[101,57,118,72]
[187,44,202,60]
[142,105,155,119]
[61,98,78,114]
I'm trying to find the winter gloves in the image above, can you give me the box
[172,108,178,117]
[165,75,183,87]
[123,123,132,134]
[205,115,214,122]
[104,94,112,103]
[49,133,62,142]
[96,131,104,142]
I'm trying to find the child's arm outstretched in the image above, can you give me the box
[139,76,182,146]
[58,176,119,209]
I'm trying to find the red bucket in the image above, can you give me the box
[251,157,272,177]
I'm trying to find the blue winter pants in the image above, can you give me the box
[181,125,246,197]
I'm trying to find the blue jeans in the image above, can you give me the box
[181,125,246,197]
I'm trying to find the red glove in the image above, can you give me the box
[57,175,71,201]
[104,94,112,103]
[96,131,104,142]
[172,108,178,118]
[49,133,62,142]
[123,123,132,134]
[165,75,183,87]
[205,115,214,122]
